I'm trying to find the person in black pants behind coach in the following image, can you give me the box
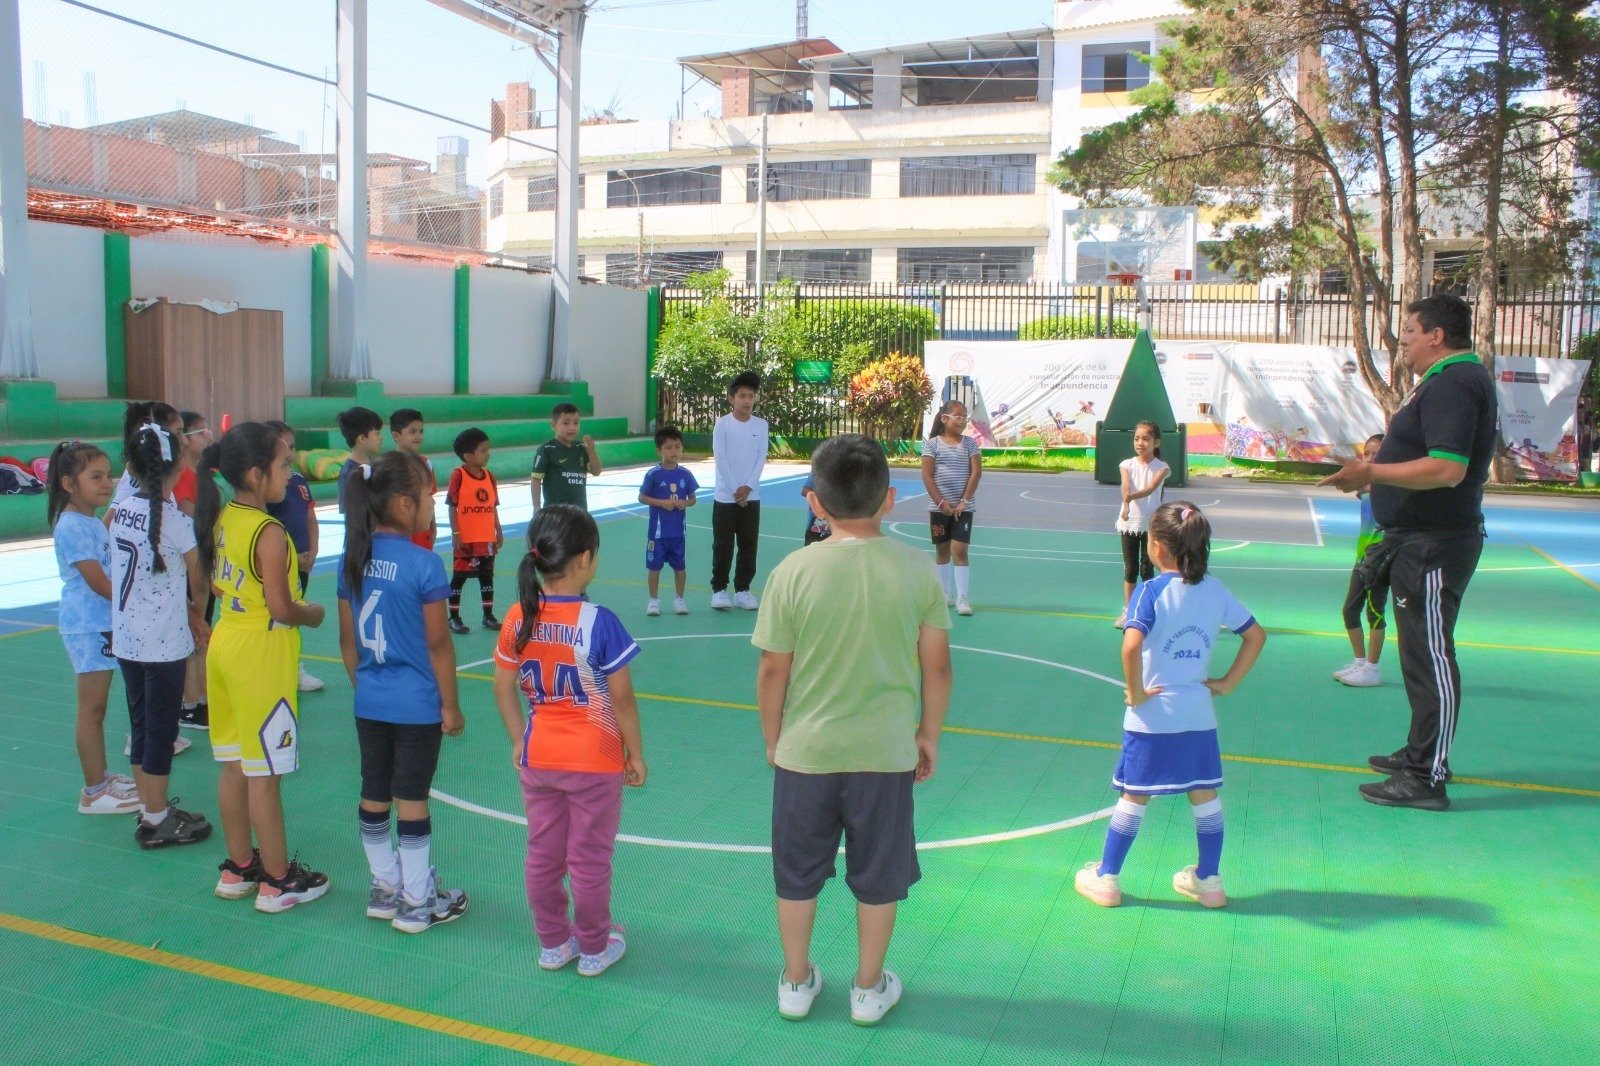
[1319,293,1496,811]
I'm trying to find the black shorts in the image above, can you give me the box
[1121,532,1154,584]
[356,717,444,803]
[772,767,920,905]
[929,511,974,545]
[1342,566,1388,630]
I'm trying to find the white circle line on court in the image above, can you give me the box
[434,641,1123,852]
[1019,491,1224,511]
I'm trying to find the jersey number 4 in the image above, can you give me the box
[520,660,589,705]
[357,590,387,663]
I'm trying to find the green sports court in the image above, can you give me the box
[2,468,1597,1065]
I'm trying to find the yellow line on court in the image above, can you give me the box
[0,912,643,1065]
[1525,543,1600,594]
[300,656,1600,799]
[0,625,53,642]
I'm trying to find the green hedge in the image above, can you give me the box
[1018,313,1138,340]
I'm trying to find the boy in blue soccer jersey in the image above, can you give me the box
[638,426,699,617]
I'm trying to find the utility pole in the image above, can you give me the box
[636,205,645,285]
[754,111,768,293]
[796,0,808,38]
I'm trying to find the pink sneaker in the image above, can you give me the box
[1074,861,1122,907]
[1173,865,1227,908]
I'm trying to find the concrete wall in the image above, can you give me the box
[130,235,315,395]
[571,282,647,433]
[368,259,455,395]
[20,226,644,430]
[470,266,550,395]
[29,221,107,397]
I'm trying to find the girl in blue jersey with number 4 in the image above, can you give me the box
[1075,501,1266,911]
[339,450,469,934]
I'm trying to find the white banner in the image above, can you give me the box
[1495,356,1591,482]
[924,339,1387,460]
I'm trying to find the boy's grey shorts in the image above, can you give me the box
[771,767,920,905]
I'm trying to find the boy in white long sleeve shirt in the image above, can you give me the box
[711,371,769,610]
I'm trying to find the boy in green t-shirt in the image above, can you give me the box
[530,402,601,511]
[751,434,952,1027]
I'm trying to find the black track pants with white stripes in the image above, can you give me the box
[1389,531,1484,786]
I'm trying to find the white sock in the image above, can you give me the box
[1354,657,1368,666]
[938,562,953,598]
[954,565,970,599]
[397,818,433,903]
[141,805,169,826]
[358,809,401,888]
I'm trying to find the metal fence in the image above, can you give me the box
[659,381,861,438]
[662,280,1599,357]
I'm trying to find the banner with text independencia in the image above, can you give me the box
[1494,355,1591,482]
[923,339,1388,461]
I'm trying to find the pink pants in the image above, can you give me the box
[519,767,624,955]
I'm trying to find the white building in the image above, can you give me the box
[484,1,1201,286]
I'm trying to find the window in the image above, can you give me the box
[900,155,1036,197]
[1082,42,1151,93]
[607,166,721,208]
[488,181,504,219]
[745,248,870,283]
[1075,240,1149,282]
[897,247,1033,283]
[1194,241,1236,283]
[747,159,870,202]
[526,173,585,212]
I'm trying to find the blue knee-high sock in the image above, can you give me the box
[1193,798,1224,880]
[1098,798,1145,876]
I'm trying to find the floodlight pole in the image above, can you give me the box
[754,111,768,294]
[334,0,371,379]
[549,3,585,381]
[0,0,36,379]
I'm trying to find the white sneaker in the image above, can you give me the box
[673,597,689,615]
[849,970,902,1026]
[777,962,823,1020]
[1074,860,1122,907]
[78,783,141,815]
[1331,659,1363,681]
[298,665,325,692]
[956,596,973,616]
[646,598,661,617]
[1113,612,1128,630]
[1337,662,1382,688]
[711,590,732,611]
[734,590,760,611]
[1173,865,1227,908]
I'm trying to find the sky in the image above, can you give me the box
[20,0,1058,185]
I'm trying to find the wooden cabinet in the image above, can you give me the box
[124,299,284,423]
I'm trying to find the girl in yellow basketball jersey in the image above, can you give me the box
[195,423,330,913]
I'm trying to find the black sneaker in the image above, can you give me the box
[1358,772,1450,811]
[134,803,213,849]
[255,858,331,913]
[447,616,470,635]
[1367,749,1451,782]
[179,702,210,731]
[216,849,264,899]
[482,613,501,630]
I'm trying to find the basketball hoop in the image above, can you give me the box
[1106,272,1142,287]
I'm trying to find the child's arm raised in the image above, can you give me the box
[337,599,358,685]
[493,663,527,769]
[1205,623,1267,697]
[424,600,463,735]
[606,665,647,787]
[915,624,952,782]
[757,650,793,767]
[257,523,324,629]
[583,434,602,476]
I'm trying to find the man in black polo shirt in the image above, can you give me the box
[1320,294,1496,811]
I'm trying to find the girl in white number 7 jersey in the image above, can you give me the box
[337,451,468,934]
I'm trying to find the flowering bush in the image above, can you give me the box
[846,354,935,441]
